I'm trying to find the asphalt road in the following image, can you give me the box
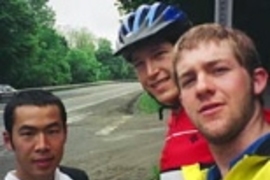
[0,82,142,127]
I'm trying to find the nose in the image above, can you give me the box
[195,74,215,100]
[35,133,50,153]
[145,59,158,78]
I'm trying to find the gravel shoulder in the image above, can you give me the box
[62,91,167,180]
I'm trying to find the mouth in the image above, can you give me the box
[150,77,170,90]
[33,157,54,169]
[199,102,224,116]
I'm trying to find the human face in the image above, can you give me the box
[4,105,66,180]
[175,41,265,144]
[131,42,178,105]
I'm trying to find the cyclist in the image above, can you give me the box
[114,2,214,179]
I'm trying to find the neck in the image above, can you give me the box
[16,168,55,180]
[209,104,270,177]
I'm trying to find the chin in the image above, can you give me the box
[157,93,178,105]
[201,126,233,144]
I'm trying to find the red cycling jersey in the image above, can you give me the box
[160,109,213,172]
[265,109,270,122]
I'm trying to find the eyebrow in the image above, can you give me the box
[45,122,62,130]
[204,59,225,67]
[177,59,227,79]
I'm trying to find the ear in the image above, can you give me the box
[253,67,269,95]
[3,131,14,151]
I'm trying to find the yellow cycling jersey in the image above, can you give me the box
[180,156,270,180]
[223,155,270,180]
[181,133,270,180]
[182,163,207,180]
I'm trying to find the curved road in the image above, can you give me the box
[0,82,142,127]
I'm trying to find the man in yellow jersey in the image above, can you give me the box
[174,23,270,180]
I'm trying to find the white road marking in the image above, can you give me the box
[102,127,165,142]
[95,116,131,136]
[65,86,142,113]
[68,112,93,124]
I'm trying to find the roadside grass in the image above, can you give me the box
[135,92,161,180]
[135,91,161,114]
[148,165,160,180]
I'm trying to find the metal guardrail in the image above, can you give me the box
[1,81,114,103]
[19,80,138,92]
[20,81,115,92]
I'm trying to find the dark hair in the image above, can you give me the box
[3,89,67,134]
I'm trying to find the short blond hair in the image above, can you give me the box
[174,23,261,74]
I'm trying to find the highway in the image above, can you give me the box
[0,82,142,128]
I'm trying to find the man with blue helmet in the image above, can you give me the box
[114,2,214,179]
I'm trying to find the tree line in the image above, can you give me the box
[0,0,135,88]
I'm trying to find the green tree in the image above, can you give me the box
[0,0,37,86]
[64,27,96,50]
[0,0,72,88]
[63,28,101,82]
[28,0,55,28]
[65,49,100,83]
[95,38,113,79]
[95,38,135,80]
[32,28,71,86]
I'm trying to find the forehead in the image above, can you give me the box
[13,105,62,128]
[177,41,236,70]
[131,41,173,59]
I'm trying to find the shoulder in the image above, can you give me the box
[168,109,194,126]
[59,166,89,180]
[4,170,19,180]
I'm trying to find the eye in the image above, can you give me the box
[153,50,168,60]
[212,66,229,75]
[47,128,60,135]
[20,131,35,137]
[132,59,144,69]
[181,76,196,88]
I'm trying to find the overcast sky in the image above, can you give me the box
[47,0,121,44]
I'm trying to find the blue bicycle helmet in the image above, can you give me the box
[114,2,192,56]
